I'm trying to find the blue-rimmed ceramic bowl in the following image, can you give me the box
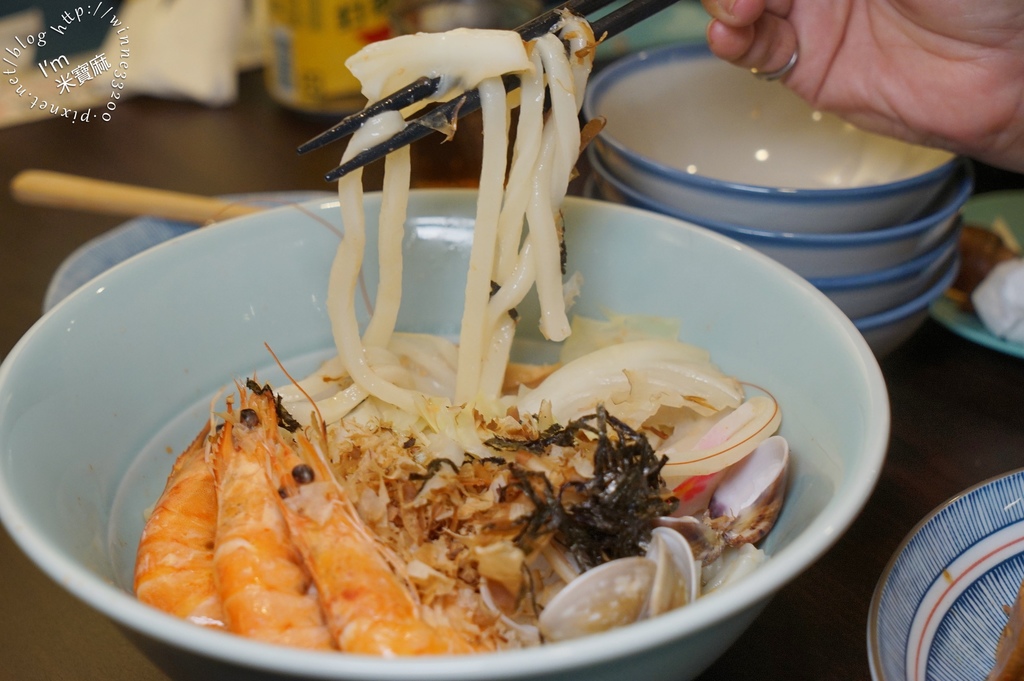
[869,469,1024,681]
[582,44,960,234]
[809,229,959,319]
[851,253,960,357]
[589,146,971,278]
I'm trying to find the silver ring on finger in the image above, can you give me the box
[751,47,798,81]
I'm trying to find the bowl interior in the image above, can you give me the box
[585,45,955,190]
[869,469,1024,681]
[590,148,970,280]
[589,146,971,242]
[0,191,889,680]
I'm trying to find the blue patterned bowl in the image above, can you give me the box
[869,469,1024,681]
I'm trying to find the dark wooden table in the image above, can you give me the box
[1,70,1023,681]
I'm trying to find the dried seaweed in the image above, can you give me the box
[507,465,562,550]
[501,406,678,570]
[487,423,575,454]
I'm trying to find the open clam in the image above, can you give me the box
[537,528,699,643]
[708,435,789,547]
[537,557,655,643]
[659,435,789,565]
[535,437,788,643]
[646,527,700,617]
[657,514,724,565]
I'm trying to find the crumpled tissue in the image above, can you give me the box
[101,0,255,106]
[0,0,266,128]
[972,259,1024,344]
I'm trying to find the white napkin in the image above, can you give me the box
[0,0,266,128]
[100,0,251,106]
[973,259,1024,344]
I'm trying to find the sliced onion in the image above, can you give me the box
[515,339,744,424]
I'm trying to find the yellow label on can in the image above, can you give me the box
[266,0,391,113]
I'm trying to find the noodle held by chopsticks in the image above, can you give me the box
[316,17,595,420]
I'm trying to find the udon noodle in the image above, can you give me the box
[134,15,786,654]
[281,20,595,422]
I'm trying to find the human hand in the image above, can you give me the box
[700,0,1024,172]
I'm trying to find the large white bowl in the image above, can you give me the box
[590,147,971,278]
[0,191,889,681]
[582,44,960,233]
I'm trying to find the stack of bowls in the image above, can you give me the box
[582,44,970,357]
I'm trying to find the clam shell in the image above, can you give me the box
[537,557,655,643]
[658,514,724,565]
[709,435,789,546]
[646,527,700,617]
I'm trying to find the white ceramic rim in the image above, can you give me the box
[0,193,891,680]
[866,467,1024,681]
[588,147,974,245]
[583,43,961,199]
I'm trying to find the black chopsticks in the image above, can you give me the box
[298,0,681,182]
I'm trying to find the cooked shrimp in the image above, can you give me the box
[252,388,481,655]
[211,391,334,650]
[134,424,225,628]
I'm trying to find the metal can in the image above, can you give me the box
[264,0,392,114]
[389,0,539,34]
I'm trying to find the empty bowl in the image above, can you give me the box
[589,147,972,279]
[582,44,960,234]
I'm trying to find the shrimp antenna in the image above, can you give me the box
[264,342,328,442]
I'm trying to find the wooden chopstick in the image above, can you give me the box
[9,170,264,225]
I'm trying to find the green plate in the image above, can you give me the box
[929,190,1024,358]
[593,1,708,61]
